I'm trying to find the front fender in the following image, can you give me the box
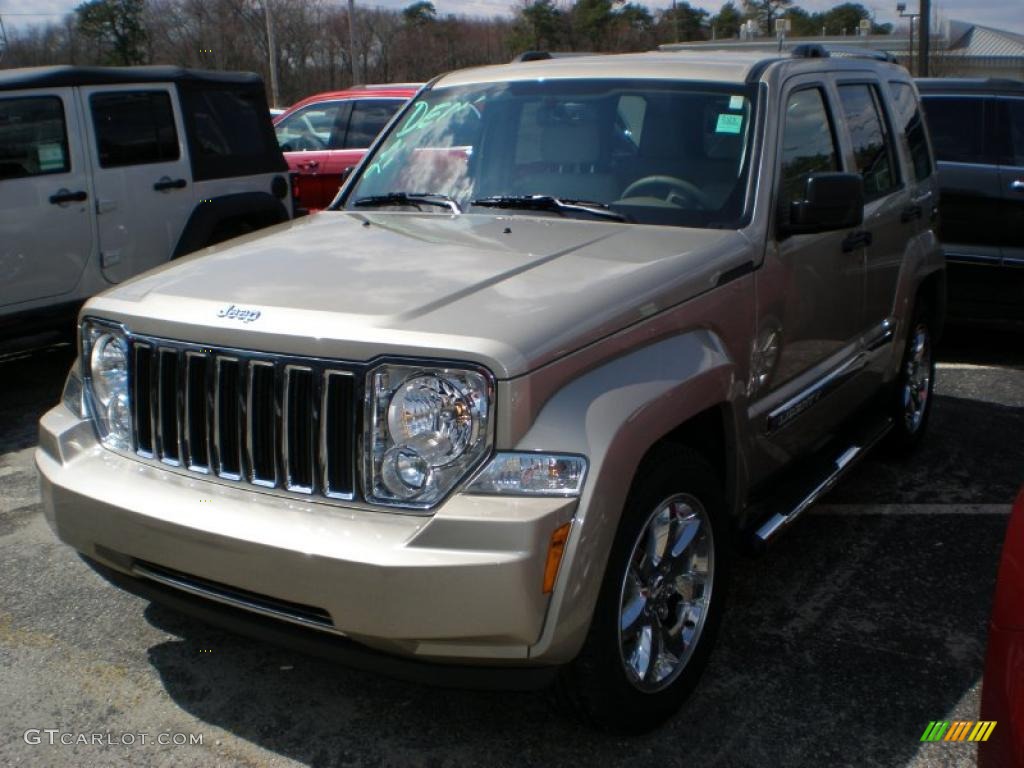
[516,331,737,663]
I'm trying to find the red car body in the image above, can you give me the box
[273,84,419,211]
[980,487,1024,768]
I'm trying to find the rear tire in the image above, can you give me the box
[886,299,936,454]
[559,445,729,734]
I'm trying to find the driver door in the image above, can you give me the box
[749,78,867,472]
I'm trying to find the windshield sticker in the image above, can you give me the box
[715,114,743,134]
[728,95,745,111]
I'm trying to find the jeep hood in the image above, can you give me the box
[88,212,753,378]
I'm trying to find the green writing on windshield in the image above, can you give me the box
[364,99,476,178]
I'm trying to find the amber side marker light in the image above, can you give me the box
[543,522,572,594]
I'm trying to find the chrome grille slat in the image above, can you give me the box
[156,348,181,466]
[247,360,277,487]
[283,365,315,494]
[128,337,357,501]
[184,351,210,473]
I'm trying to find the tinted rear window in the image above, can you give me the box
[90,91,179,168]
[179,83,286,181]
[342,99,403,149]
[920,96,988,164]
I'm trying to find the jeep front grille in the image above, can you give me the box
[129,338,358,499]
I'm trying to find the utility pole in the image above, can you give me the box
[896,2,918,76]
[264,0,280,108]
[348,0,358,85]
[919,0,930,77]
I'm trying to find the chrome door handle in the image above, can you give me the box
[1011,180,1024,192]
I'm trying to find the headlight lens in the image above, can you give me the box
[365,364,491,507]
[82,320,133,451]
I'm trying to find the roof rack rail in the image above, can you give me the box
[511,50,597,63]
[790,43,898,63]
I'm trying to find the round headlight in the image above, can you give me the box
[387,375,480,468]
[90,332,128,407]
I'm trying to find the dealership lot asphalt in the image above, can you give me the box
[1,330,1022,768]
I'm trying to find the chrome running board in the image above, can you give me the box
[752,417,893,547]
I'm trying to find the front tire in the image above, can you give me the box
[560,446,730,734]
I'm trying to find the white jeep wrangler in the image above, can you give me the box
[0,65,293,356]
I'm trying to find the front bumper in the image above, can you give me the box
[37,403,577,665]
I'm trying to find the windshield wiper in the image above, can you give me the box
[470,195,629,222]
[353,192,461,214]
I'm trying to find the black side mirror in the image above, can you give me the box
[780,172,864,237]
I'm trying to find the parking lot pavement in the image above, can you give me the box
[1,330,1021,768]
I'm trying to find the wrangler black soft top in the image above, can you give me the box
[0,65,262,92]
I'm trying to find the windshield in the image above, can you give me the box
[341,78,757,229]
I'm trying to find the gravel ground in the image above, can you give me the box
[1,328,1021,768]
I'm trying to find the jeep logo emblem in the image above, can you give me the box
[217,304,261,323]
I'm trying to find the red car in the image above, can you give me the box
[980,486,1024,768]
[274,84,419,210]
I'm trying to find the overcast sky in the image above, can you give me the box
[2,0,1023,35]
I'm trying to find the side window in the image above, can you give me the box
[91,91,178,168]
[994,98,1024,167]
[1010,99,1024,167]
[780,87,840,209]
[888,81,933,181]
[837,83,898,202]
[919,96,987,164]
[0,96,70,180]
[275,101,347,152]
[341,100,403,149]
[183,86,275,158]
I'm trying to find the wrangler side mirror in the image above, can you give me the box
[779,172,864,237]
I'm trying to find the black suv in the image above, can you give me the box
[917,78,1024,327]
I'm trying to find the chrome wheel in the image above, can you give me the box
[618,493,714,693]
[902,323,932,434]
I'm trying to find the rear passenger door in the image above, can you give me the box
[81,84,195,283]
[319,98,405,207]
[920,93,1003,264]
[0,88,94,309]
[835,79,910,339]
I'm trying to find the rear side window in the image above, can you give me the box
[920,96,988,164]
[179,83,286,181]
[780,87,840,209]
[888,81,933,181]
[185,87,272,157]
[341,100,403,149]
[91,91,179,168]
[837,83,898,202]
[0,96,70,179]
